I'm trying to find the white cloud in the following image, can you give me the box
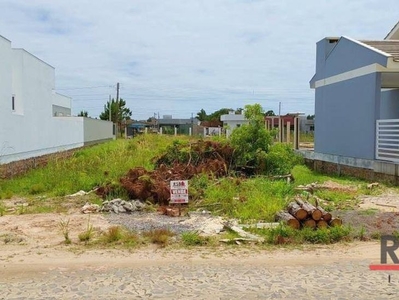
[0,0,398,119]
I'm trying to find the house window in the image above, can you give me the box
[236,124,241,128]
[12,95,15,111]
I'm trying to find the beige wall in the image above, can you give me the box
[83,118,114,144]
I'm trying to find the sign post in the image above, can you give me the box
[170,180,189,216]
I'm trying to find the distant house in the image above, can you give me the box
[200,120,223,136]
[0,35,114,164]
[220,111,249,137]
[158,115,200,135]
[127,121,149,136]
[265,114,314,133]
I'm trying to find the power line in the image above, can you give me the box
[57,85,113,90]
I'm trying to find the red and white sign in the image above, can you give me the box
[170,180,189,204]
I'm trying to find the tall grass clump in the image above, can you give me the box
[0,135,180,197]
[97,226,139,247]
[143,228,175,247]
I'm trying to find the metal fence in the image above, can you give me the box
[376,119,399,162]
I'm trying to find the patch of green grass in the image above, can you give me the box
[29,183,46,195]
[200,176,292,222]
[95,226,139,247]
[314,189,358,210]
[358,208,379,216]
[0,190,13,200]
[181,231,212,246]
[0,135,180,198]
[299,132,314,143]
[248,223,352,245]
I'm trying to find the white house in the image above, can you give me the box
[0,35,114,164]
[220,111,249,137]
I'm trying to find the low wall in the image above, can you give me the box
[301,150,399,185]
[0,148,77,179]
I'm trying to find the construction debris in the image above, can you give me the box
[81,202,100,214]
[101,199,146,214]
[223,221,265,243]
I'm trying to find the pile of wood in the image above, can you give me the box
[275,197,342,230]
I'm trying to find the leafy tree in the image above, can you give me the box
[207,108,231,121]
[235,108,243,114]
[230,104,273,171]
[229,103,302,174]
[265,110,276,116]
[196,109,207,121]
[307,114,315,120]
[99,98,132,136]
[78,110,88,117]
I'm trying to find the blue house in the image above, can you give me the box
[310,22,399,167]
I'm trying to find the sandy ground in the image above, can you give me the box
[1,187,398,278]
[0,210,386,275]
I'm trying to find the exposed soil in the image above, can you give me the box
[338,190,399,238]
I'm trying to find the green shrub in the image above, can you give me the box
[229,104,275,171]
[265,143,303,175]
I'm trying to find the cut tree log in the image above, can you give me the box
[275,211,300,229]
[287,202,308,220]
[302,218,316,229]
[316,219,328,228]
[316,206,332,222]
[295,198,322,221]
[329,218,343,227]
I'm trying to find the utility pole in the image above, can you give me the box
[191,112,194,136]
[108,95,111,122]
[116,82,120,137]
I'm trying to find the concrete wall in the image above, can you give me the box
[0,36,13,158]
[380,89,399,119]
[83,118,113,144]
[0,37,113,165]
[314,72,381,160]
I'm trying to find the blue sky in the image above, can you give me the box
[0,0,398,119]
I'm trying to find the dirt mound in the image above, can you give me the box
[97,140,236,204]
